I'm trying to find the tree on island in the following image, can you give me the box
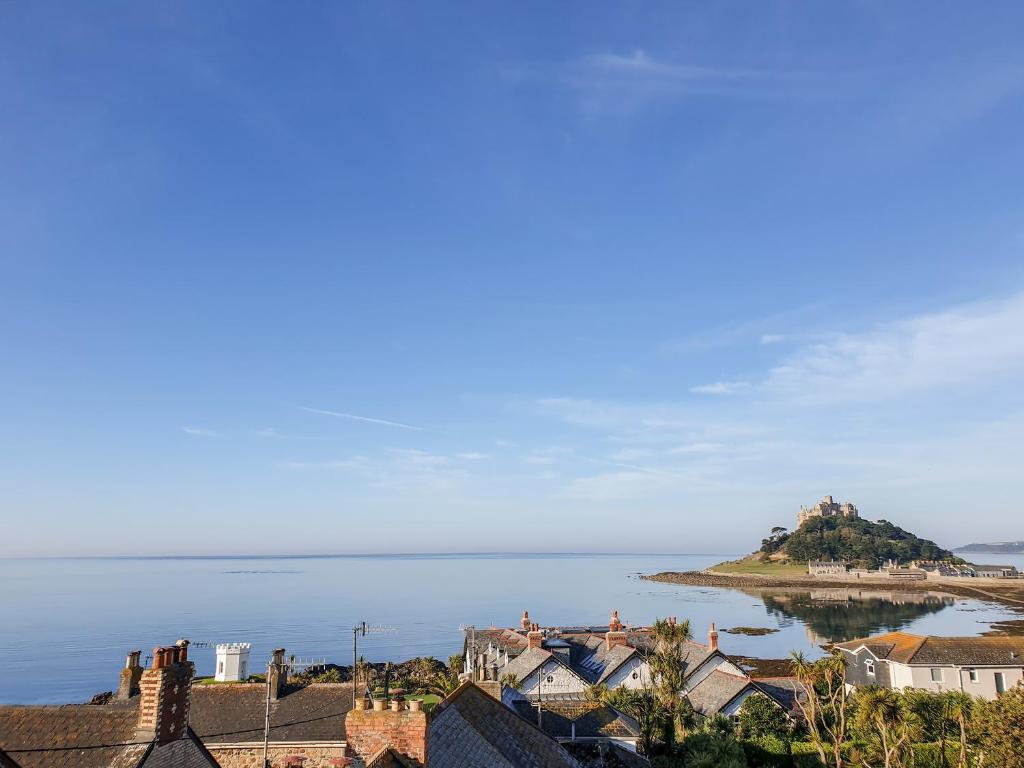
[760,515,953,568]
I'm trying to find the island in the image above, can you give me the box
[955,541,1024,554]
[644,495,1024,615]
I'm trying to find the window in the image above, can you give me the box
[546,675,554,683]
[218,661,224,674]
[968,669,978,683]
[240,662,247,678]
[865,660,875,676]
[995,672,1006,695]
[632,671,640,680]
[930,668,943,683]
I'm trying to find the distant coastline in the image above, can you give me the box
[954,542,1024,555]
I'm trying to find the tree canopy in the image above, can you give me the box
[760,516,953,567]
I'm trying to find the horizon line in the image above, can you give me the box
[0,550,742,561]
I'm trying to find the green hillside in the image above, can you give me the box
[759,516,953,567]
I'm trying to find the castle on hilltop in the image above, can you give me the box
[797,495,859,527]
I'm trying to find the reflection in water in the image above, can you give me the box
[751,589,956,645]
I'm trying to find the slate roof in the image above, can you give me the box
[685,670,756,716]
[562,742,650,768]
[189,683,351,743]
[751,677,806,719]
[834,632,1024,666]
[473,625,718,689]
[508,700,640,740]
[0,749,21,768]
[0,702,139,768]
[427,683,583,768]
[124,730,220,768]
[594,646,638,685]
[497,647,554,684]
[0,682,351,768]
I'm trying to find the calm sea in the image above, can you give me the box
[1,552,1022,704]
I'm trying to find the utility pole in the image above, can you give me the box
[262,655,273,768]
[352,621,366,706]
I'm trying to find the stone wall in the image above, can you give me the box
[207,744,351,768]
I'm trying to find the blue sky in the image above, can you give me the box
[2,2,1023,556]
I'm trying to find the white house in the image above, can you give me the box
[836,631,1024,700]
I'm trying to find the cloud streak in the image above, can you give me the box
[181,426,220,437]
[299,406,424,431]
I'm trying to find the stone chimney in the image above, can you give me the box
[136,640,193,744]
[117,650,143,700]
[268,648,288,701]
[708,622,719,652]
[521,610,531,631]
[526,623,543,650]
[345,699,428,765]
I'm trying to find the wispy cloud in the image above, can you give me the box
[181,426,220,437]
[766,292,1024,404]
[760,334,785,345]
[689,381,750,396]
[299,406,424,431]
[557,49,818,115]
[455,452,489,460]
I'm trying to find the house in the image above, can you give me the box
[467,612,744,705]
[684,670,770,721]
[808,561,849,577]
[503,689,641,753]
[972,564,1019,579]
[835,631,1024,699]
[0,644,353,768]
[0,641,221,768]
[424,682,585,767]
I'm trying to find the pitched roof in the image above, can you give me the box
[834,632,928,662]
[594,645,638,685]
[122,729,220,768]
[685,670,757,716]
[0,682,351,768]
[834,633,1024,666]
[189,683,352,743]
[562,742,651,768]
[0,749,21,768]
[508,700,639,740]
[0,702,139,768]
[427,683,583,768]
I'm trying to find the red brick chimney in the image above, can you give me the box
[345,699,428,765]
[526,623,543,650]
[117,650,143,700]
[136,640,193,744]
[708,622,719,652]
[609,610,623,632]
[606,610,628,650]
[521,610,531,631]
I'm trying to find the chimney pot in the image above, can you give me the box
[409,698,423,712]
[521,611,531,630]
[373,698,386,712]
[390,698,402,712]
[708,622,719,652]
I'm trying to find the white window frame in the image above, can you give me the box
[930,668,943,683]
[968,668,978,683]
[865,660,875,676]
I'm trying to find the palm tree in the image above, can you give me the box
[854,687,918,768]
[942,691,974,768]
[790,650,849,768]
[649,617,693,749]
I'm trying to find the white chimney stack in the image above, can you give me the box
[214,642,251,682]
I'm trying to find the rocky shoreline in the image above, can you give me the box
[642,569,1024,634]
